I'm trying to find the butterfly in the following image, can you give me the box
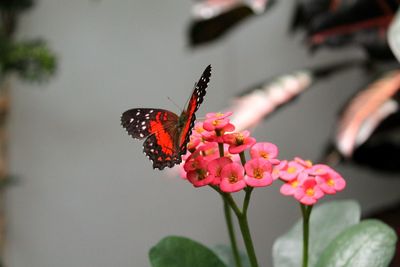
[121,65,211,170]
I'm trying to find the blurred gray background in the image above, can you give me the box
[4,1,400,267]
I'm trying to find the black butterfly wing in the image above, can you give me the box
[121,108,182,169]
[121,65,212,170]
[177,65,212,153]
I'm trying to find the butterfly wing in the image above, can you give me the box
[177,65,212,153]
[121,108,181,169]
[121,65,212,170]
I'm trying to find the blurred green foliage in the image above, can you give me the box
[0,0,57,83]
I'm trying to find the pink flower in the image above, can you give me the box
[183,152,204,172]
[187,136,201,152]
[192,122,205,137]
[294,157,313,169]
[203,113,232,131]
[315,168,346,194]
[186,158,214,187]
[193,122,215,143]
[272,160,287,180]
[223,130,257,154]
[220,162,246,193]
[279,160,305,181]
[270,158,281,165]
[294,177,324,205]
[306,164,330,176]
[280,172,307,196]
[250,142,279,160]
[206,111,233,120]
[223,145,241,163]
[207,157,233,185]
[197,142,219,161]
[244,158,273,187]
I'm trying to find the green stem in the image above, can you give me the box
[243,187,253,215]
[237,212,259,267]
[223,198,242,267]
[301,204,313,267]
[239,152,247,166]
[216,130,224,158]
[225,188,259,267]
[218,142,224,157]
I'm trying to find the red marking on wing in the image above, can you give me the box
[149,113,175,156]
[178,65,211,147]
[180,97,198,145]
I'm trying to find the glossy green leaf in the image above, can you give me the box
[273,200,361,267]
[149,236,227,267]
[315,220,397,267]
[213,244,250,267]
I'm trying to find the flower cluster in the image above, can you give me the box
[278,157,346,205]
[181,112,346,205]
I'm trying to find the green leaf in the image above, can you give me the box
[149,236,227,267]
[2,40,57,82]
[213,244,250,267]
[315,220,397,267]
[273,200,361,267]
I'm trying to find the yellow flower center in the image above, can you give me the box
[287,166,297,174]
[196,127,204,133]
[212,120,220,126]
[205,148,215,156]
[291,180,299,188]
[229,174,238,183]
[216,112,224,117]
[305,160,313,168]
[327,179,335,187]
[196,169,207,180]
[306,188,314,196]
[259,151,269,159]
[235,134,244,145]
[253,168,263,179]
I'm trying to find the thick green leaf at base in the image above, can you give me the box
[273,200,361,267]
[315,220,397,267]
[213,244,250,267]
[149,236,227,267]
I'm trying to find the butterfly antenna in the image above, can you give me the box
[167,96,184,112]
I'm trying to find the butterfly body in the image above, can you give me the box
[121,65,211,170]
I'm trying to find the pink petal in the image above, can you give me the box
[208,157,233,176]
[300,196,317,206]
[245,174,273,187]
[317,182,337,194]
[250,142,279,159]
[307,164,330,175]
[245,158,272,176]
[280,183,297,196]
[206,111,233,119]
[294,188,305,199]
[334,177,346,191]
[270,158,281,165]
[313,187,325,199]
[187,171,213,187]
[220,179,246,192]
